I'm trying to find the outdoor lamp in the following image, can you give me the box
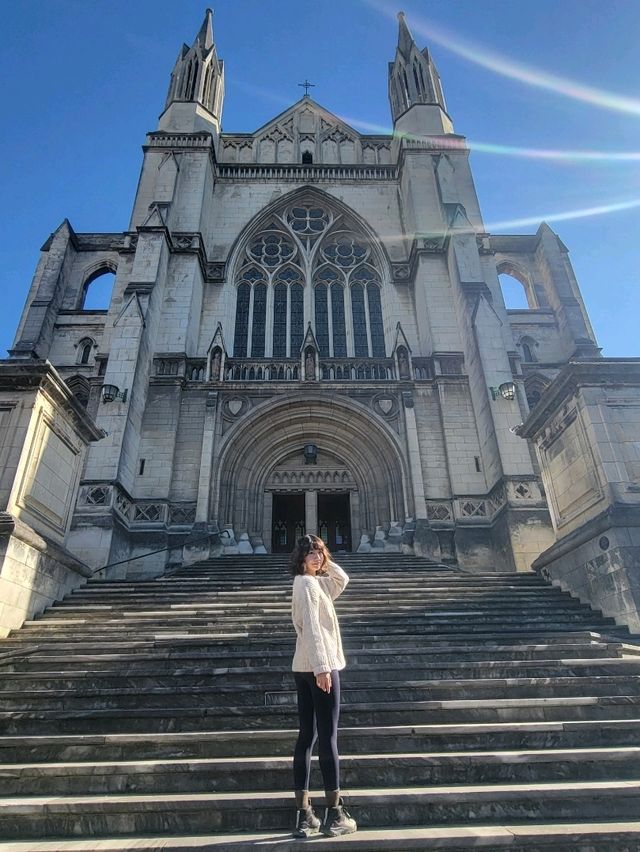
[489,382,516,401]
[303,443,318,465]
[101,384,128,404]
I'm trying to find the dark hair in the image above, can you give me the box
[289,534,331,577]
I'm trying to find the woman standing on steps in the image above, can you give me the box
[289,534,358,838]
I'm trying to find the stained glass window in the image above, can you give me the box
[273,283,287,357]
[290,283,304,356]
[249,233,294,268]
[367,283,386,357]
[351,283,369,356]
[322,235,368,268]
[233,282,250,357]
[251,283,267,357]
[315,284,330,356]
[331,283,347,357]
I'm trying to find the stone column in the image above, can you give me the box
[305,490,318,536]
[183,391,219,565]
[403,391,440,559]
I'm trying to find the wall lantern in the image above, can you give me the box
[101,384,128,404]
[490,382,516,401]
[303,443,318,465]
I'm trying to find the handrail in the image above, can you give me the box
[90,531,224,577]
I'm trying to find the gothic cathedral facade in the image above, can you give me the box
[9,10,600,576]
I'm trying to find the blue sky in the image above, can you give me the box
[1,0,639,356]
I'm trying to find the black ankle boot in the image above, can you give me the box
[293,803,321,838]
[321,798,357,836]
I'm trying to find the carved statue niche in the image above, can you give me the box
[211,348,222,381]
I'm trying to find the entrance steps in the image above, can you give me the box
[0,554,639,849]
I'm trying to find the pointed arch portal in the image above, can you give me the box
[212,393,412,551]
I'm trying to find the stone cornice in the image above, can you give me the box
[518,359,640,440]
[0,359,104,443]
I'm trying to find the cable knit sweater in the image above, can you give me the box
[291,560,349,676]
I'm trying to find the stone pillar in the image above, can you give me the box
[305,490,318,536]
[519,359,640,631]
[0,361,103,635]
[403,391,440,558]
[184,391,219,566]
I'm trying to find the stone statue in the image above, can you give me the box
[305,350,315,381]
[211,350,221,381]
[398,348,410,379]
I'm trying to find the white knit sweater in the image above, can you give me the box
[291,560,349,676]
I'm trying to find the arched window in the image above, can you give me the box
[351,283,368,357]
[302,151,313,164]
[81,269,115,310]
[520,337,537,363]
[66,375,90,408]
[77,337,95,365]
[499,273,529,309]
[232,198,388,360]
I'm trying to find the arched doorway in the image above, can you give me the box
[212,393,411,552]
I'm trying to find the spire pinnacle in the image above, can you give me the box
[397,11,414,58]
[195,8,214,51]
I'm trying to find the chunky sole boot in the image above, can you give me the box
[320,800,357,837]
[293,805,321,838]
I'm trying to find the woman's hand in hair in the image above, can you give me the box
[316,672,332,693]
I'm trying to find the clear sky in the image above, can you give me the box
[1,0,639,356]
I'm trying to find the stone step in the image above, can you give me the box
[3,695,640,736]
[3,747,640,797]
[2,674,640,713]
[47,597,591,614]
[0,647,625,675]
[15,615,618,639]
[2,822,639,852]
[2,719,640,764]
[1,782,640,838]
[2,658,639,692]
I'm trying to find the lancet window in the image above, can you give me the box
[233,201,387,359]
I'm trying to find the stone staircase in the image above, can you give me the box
[1,553,640,850]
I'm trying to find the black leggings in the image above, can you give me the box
[293,670,341,792]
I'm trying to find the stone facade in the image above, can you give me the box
[5,11,601,578]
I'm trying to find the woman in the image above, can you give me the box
[290,534,357,838]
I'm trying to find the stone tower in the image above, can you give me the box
[6,9,601,578]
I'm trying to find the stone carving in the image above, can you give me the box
[169,504,196,525]
[84,486,110,506]
[133,503,164,523]
[461,500,487,518]
[305,349,316,381]
[397,348,410,379]
[207,262,225,282]
[211,350,222,381]
[427,502,453,522]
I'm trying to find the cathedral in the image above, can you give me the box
[4,9,603,580]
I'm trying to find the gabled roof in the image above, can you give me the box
[251,96,361,138]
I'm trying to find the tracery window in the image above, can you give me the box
[233,200,387,359]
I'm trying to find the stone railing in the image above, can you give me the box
[221,357,397,382]
[319,358,396,381]
[224,359,301,382]
[217,163,398,182]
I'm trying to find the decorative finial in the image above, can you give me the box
[298,79,316,97]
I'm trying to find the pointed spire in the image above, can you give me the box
[397,11,414,58]
[195,8,214,52]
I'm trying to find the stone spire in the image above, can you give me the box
[388,11,452,133]
[158,8,224,136]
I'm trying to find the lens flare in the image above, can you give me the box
[367,0,640,117]
[486,198,640,232]
[338,114,640,164]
